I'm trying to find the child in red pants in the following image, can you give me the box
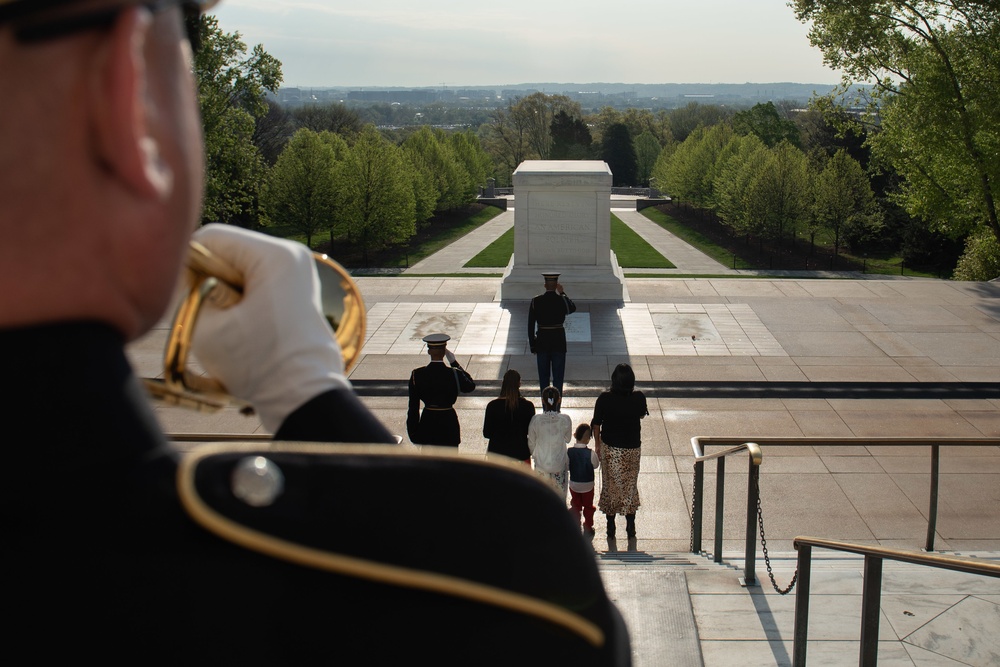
[567,423,600,535]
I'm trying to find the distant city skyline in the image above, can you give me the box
[212,0,843,89]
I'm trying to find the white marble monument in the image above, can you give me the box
[500,160,625,301]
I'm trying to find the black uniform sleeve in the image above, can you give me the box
[453,364,476,393]
[274,387,396,443]
[406,370,423,444]
[563,294,577,315]
[527,297,537,353]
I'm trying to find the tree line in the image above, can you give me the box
[197,0,999,279]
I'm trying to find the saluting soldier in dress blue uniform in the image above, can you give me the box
[407,333,476,446]
[528,273,577,395]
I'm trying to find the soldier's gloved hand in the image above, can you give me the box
[190,224,351,433]
[445,349,458,365]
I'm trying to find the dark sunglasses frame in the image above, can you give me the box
[1,0,216,52]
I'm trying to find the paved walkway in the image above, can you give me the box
[131,199,1000,666]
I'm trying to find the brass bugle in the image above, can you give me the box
[143,240,367,413]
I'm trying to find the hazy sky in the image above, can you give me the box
[212,0,842,88]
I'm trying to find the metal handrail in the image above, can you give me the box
[690,439,763,584]
[690,436,1000,583]
[791,536,1000,666]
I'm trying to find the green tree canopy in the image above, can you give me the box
[813,149,883,254]
[481,93,583,180]
[290,103,364,138]
[753,141,813,241]
[601,123,638,187]
[792,0,1000,248]
[550,110,593,159]
[653,123,735,207]
[401,127,471,212]
[667,102,733,142]
[713,133,770,234]
[732,102,800,148]
[633,131,663,186]
[449,131,494,194]
[262,129,340,248]
[195,15,282,226]
[336,127,417,265]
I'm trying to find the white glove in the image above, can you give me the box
[190,224,351,433]
[445,349,457,365]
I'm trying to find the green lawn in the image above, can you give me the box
[639,207,748,269]
[639,206,941,278]
[465,214,675,268]
[465,227,515,267]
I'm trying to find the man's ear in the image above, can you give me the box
[90,6,172,199]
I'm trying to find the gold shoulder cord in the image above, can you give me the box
[177,443,605,647]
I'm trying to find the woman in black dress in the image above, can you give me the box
[482,369,536,463]
[591,363,648,541]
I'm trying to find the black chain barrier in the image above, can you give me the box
[755,471,797,595]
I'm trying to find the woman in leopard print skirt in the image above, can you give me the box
[591,364,648,542]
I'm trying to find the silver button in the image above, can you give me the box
[231,456,285,507]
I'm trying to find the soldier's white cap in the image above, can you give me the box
[542,273,560,282]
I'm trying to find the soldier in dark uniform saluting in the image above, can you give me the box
[407,333,476,446]
[528,273,577,395]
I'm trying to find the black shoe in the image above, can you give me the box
[625,513,636,538]
[606,514,616,538]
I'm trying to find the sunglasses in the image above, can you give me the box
[1,0,220,52]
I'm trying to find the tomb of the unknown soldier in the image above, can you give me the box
[500,160,626,301]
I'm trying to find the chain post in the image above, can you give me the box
[689,466,700,553]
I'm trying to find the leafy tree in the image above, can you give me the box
[449,131,494,196]
[795,101,869,167]
[516,92,580,160]
[481,93,582,178]
[262,129,339,248]
[401,127,470,212]
[336,127,417,265]
[200,106,267,227]
[753,141,813,242]
[953,228,1000,280]
[620,108,675,148]
[254,98,295,166]
[600,123,637,186]
[654,123,735,207]
[403,151,438,228]
[732,101,800,147]
[195,15,282,226]
[480,103,531,184]
[592,107,674,148]
[713,134,770,234]
[290,103,364,138]
[633,131,663,186]
[550,110,593,159]
[791,0,1000,249]
[813,149,883,255]
[667,102,732,142]
[195,16,282,126]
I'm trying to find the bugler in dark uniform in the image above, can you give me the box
[407,333,476,446]
[528,272,577,394]
[3,0,630,661]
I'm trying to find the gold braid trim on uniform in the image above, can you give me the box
[177,442,605,648]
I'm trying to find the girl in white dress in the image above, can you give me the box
[527,385,572,500]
